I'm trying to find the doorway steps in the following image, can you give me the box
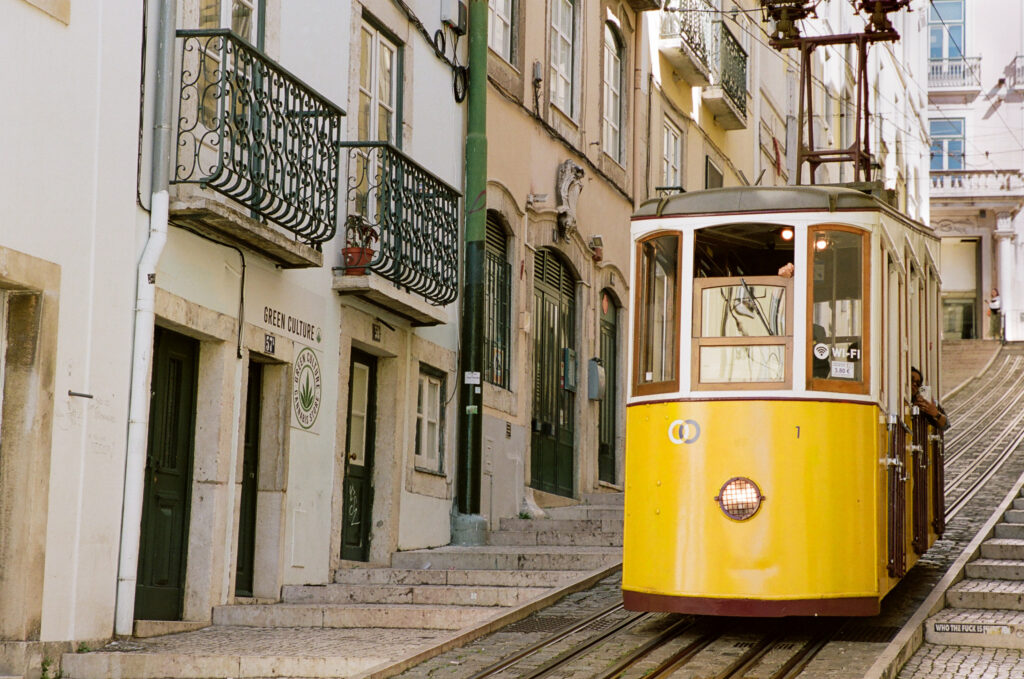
[61,492,623,679]
[926,488,1024,649]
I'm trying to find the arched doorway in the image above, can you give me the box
[531,248,576,497]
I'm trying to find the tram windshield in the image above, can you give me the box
[692,224,794,389]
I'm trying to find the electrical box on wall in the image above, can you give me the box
[441,0,467,35]
[561,347,578,392]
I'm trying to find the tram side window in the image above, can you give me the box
[635,234,679,394]
[808,228,868,393]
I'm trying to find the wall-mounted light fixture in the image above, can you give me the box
[590,235,604,262]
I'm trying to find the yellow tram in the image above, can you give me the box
[623,185,945,617]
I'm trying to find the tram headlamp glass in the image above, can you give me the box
[715,477,764,521]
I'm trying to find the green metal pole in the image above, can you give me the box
[457,0,487,519]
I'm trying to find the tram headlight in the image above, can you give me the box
[714,477,764,521]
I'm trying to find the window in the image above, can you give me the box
[484,214,511,389]
[550,0,577,115]
[488,0,514,63]
[930,119,964,171]
[197,0,265,129]
[662,121,683,189]
[634,234,680,394]
[705,157,723,188]
[929,0,964,60]
[359,23,399,144]
[602,24,623,162]
[692,224,794,389]
[808,227,868,393]
[415,369,445,472]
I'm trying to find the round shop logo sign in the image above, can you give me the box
[813,343,830,360]
[293,347,322,429]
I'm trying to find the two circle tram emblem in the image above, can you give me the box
[667,419,701,445]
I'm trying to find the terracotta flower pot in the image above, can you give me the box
[342,246,375,275]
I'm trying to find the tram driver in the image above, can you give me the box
[911,367,950,431]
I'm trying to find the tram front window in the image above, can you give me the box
[808,227,867,392]
[692,224,794,389]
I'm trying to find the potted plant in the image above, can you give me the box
[341,213,379,275]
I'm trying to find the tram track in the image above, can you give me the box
[459,349,1024,679]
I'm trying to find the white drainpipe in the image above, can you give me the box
[115,0,176,636]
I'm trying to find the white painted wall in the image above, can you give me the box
[0,1,144,641]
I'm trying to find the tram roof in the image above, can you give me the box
[636,185,896,219]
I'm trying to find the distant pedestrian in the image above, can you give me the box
[986,288,1002,341]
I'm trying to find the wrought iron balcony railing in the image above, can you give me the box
[712,22,747,117]
[173,29,344,246]
[928,57,982,90]
[1011,55,1024,90]
[340,142,460,307]
[660,0,712,68]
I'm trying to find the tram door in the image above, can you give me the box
[598,291,617,484]
[531,249,576,498]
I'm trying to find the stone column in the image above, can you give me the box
[994,212,1016,341]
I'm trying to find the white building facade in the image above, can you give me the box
[928,0,1024,341]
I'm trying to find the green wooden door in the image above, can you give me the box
[598,292,617,484]
[531,250,575,498]
[136,328,198,620]
[235,361,262,597]
[341,350,377,561]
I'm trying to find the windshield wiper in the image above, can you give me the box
[739,278,774,336]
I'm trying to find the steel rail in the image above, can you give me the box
[516,610,651,679]
[944,355,1018,419]
[589,617,703,679]
[944,423,1024,522]
[943,361,1024,458]
[464,602,625,679]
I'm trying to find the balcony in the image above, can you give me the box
[659,0,713,86]
[928,57,982,93]
[332,142,460,326]
[1010,55,1024,91]
[702,22,747,130]
[171,29,345,268]
[931,170,1024,211]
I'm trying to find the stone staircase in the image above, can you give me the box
[61,492,623,679]
[926,488,1024,649]
[940,339,1001,397]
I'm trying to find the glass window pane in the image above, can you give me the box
[810,230,864,383]
[199,0,220,28]
[360,29,373,90]
[699,345,786,383]
[701,285,786,337]
[948,26,964,58]
[231,1,253,39]
[638,235,678,385]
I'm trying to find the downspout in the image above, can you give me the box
[115,0,176,635]
[453,0,488,544]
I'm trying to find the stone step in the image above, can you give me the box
[981,538,1024,560]
[282,583,549,607]
[62,650,381,679]
[1003,509,1024,524]
[331,567,580,587]
[389,545,621,571]
[487,530,623,547]
[542,506,624,520]
[966,558,1024,580]
[497,517,618,533]
[995,523,1024,540]
[926,608,1024,649]
[1014,498,1024,510]
[212,602,499,629]
[947,579,1024,610]
[582,491,624,506]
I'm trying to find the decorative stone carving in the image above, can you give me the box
[934,218,975,234]
[556,159,585,241]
